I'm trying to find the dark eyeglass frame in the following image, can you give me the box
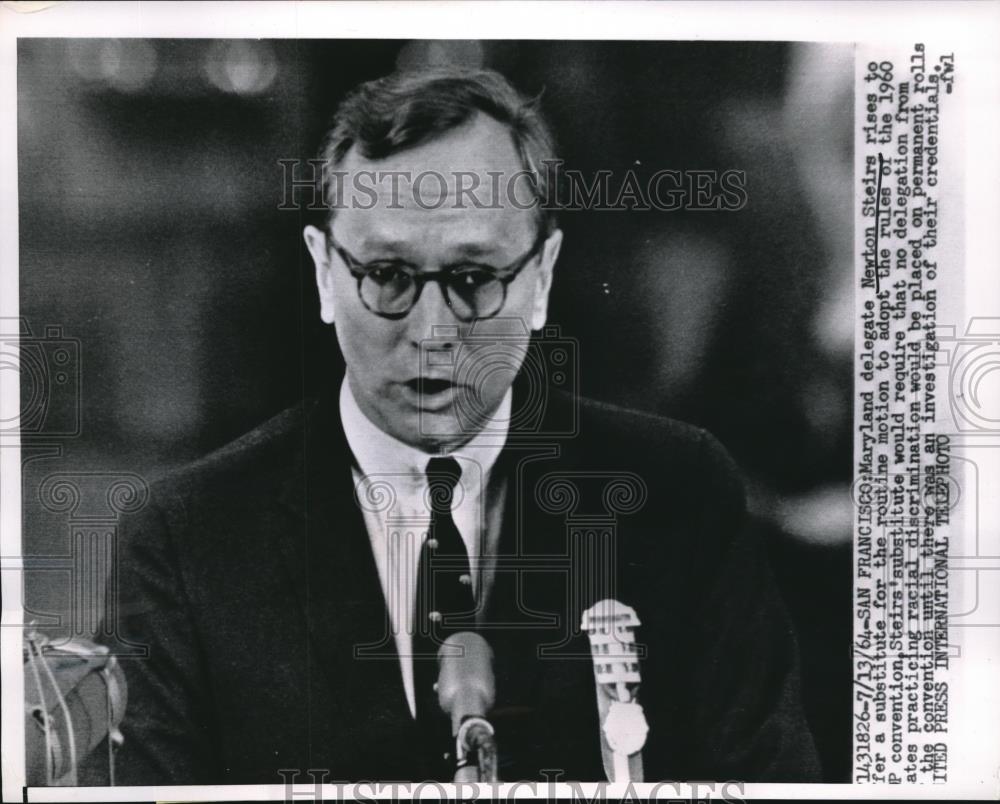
[325,226,548,322]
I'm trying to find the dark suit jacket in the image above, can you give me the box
[98,380,820,784]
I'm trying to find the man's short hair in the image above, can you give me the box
[318,66,559,234]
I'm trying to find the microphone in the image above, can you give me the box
[435,632,498,782]
[581,599,648,783]
[24,632,127,786]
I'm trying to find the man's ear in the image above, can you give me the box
[530,228,562,331]
[303,224,336,324]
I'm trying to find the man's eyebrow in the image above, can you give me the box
[354,237,505,260]
[351,236,409,256]
[448,242,502,259]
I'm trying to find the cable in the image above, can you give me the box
[101,661,121,786]
[25,633,54,784]
[38,641,78,785]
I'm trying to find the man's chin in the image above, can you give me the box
[409,409,475,453]
[375,393,509,452]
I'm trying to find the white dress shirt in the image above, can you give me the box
[340,378,510,718]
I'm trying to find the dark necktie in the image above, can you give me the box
[412,456,477,774]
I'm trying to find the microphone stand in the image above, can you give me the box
[435,632,499,783]
[454,716,498,783]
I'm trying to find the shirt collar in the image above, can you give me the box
[339,376,511,485]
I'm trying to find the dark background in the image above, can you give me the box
[18,39,853,780]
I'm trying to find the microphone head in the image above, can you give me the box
[435,632,495,735]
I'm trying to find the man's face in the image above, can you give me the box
[304,112,562,452]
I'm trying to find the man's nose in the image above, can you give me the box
[406,279,462,345]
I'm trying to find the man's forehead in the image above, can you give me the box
[341,112,524,176]
[335,113,534,210]
[336,206,532,258]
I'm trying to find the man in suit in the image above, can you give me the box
[101,67,820,784]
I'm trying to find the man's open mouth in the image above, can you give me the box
[406,378,457,395]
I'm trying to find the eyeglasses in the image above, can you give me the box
[326,227,547,322]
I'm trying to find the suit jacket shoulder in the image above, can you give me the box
[574,392,744,504]
[541,391,748,568]
[148,400,311,513]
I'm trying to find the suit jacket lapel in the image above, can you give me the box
[274,391,415,775]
